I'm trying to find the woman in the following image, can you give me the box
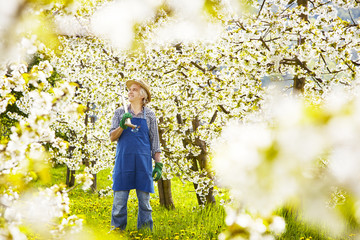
[109,79,162,231]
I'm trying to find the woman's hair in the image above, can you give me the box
[140,87,149,106]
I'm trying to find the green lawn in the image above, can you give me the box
[45,165,358,240]
[50,165,226,240]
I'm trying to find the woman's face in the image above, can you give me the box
[128,83,144,103]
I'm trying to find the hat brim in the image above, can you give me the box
[125,80,151,102]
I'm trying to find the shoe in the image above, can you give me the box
[107,227,122,234]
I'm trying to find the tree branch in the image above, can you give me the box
[351,60,360,66]
[281,57,325,84]
[179,71,188,78]
[295,57,323,83]
[309,1,331,14]
[264,37,281,42]
[343,59,355,73]
[257,0,266,19]
[215,77,225,82]
[348,9,356,25]
[164,69,176,74]
[320,53,332,73]
[190,61,206,73]
[93,135,108,142]
[259,37,271,51]
[209,110,218,124]
[218,105,230,114]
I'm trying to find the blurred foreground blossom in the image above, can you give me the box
[6,186,69,234]
[151,0,223,44]
[152,18,223,45]
[1,185,83,239]
[214,84,360,237]
[91,0,161,50]
[90,0,226,50]
[75,173,94,191]
[219,207,285,240]
[55,14,89,36]
[0,50,85,238]
[0,0,19,28]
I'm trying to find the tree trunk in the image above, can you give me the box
[190,156,216,206]
[191,117,216,206]
[293,0,308,93]
[91,172,97,192]
[293,75,306,93]
[177,114,216,206]
[66,166,75,187]
[190,158,203,205]
[297,0,308,22]
[158,179,175,209]
[84,102,97,192]
[66,146,76,187]
[157,116,175,208]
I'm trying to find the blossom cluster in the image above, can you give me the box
[214,82,360,236]
[0,37,87,238]
[49,35,125,177]
[219,206,286,240]
[1,0,359,239]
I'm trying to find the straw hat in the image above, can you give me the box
[126,79,151,102]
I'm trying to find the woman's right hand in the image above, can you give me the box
[119,112,133,129]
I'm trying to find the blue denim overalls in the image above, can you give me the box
[112,108,154,193]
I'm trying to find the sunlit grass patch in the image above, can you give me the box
[41,164,355,240]
[47,165,227,239]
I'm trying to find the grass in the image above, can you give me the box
[277,206,332,240]
[276,206,360,240]
[48,165,227,240]
[40,164,359,240]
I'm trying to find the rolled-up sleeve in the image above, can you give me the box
[109,108,124,136]
[147,109,161,159]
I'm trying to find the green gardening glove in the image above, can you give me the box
[152,162,163,181]
[119,112,133,129]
